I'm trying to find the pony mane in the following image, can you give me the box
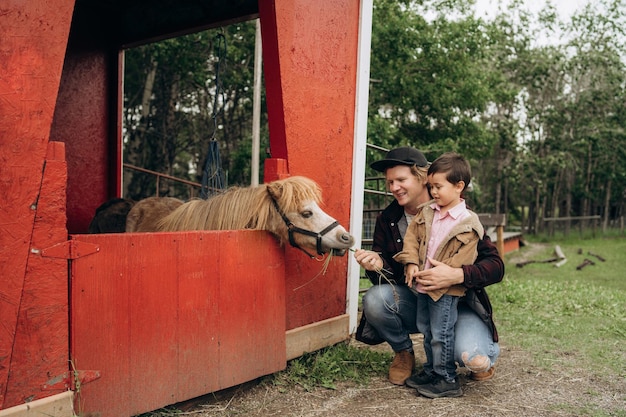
[157,176,323,233]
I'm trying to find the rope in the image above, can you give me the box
[201,32,227,199]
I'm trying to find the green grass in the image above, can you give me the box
[267,342,391,391]
[492,235,626,377]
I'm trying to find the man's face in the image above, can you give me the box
[384,165,427,211]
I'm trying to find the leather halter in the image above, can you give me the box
[267,189,340,258]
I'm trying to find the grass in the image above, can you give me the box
[267,342,391,391]
[493,235,626,377]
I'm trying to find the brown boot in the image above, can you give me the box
[388,350,415,385]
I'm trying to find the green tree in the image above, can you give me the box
[123,20,265,200]
[370,0,496,155]
[368,0,513,213]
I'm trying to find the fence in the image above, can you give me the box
[123,163,224,200]
[542,215,602,237]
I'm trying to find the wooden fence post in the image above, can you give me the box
[477,213,507,259]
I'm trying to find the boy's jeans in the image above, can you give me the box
[416,292,459,382]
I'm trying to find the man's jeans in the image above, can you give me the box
[362,284,500,373]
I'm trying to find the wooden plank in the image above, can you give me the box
[175,235,221,399]
[286,314,350,360]
[70,234,133,417]
[259,0,356,330]
[0,0,74,407]
[3,143,69,408]
[543,215,601,221]
[477,213,506,227]
[218,232,286,388]
[71,230,286,417]
[127,235,180,413]
[0,391,74,417]
[496,226,504,258]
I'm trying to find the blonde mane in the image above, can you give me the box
[156,176,322,236]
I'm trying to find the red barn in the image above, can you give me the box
[0,1,371,416]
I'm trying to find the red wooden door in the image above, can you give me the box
[70,230,286,417]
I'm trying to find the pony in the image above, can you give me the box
[125,196,184,232]
[155,176,354,257]
[88,198,135,233]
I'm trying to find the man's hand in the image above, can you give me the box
[415,257,464,290]
[354,249,382,271]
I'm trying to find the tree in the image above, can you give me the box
[370,0,496,154]
[122,20,265,200]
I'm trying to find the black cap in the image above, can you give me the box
[370,147,429,172]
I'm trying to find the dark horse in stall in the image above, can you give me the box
[88,198,135,233]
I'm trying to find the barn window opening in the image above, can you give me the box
[121,19,267,202]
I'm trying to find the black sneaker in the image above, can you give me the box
[405,370,435,389]
[416,376,463,398]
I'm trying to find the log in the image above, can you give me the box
[553,245,567,267]
[588,251,606,262]
[554,245,566,259]
[576,258,595,270]
[516,257,559,268]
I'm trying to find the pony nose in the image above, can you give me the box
[340,232,354,245]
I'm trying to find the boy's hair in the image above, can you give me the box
[427,152,471,191]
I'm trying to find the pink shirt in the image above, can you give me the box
[414,200,470,294]
[425,199,469,270]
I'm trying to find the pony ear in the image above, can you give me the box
[266,181,283,201]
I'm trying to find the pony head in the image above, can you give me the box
[266,176,354,256]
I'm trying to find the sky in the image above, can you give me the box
[473,0,589,20]
[472,0,594,46]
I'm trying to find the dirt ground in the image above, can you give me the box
[173,337,624,417]
[170,245,625,417]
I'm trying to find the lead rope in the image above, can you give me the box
[201,33,227,199]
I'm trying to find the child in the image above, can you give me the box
[393,152,484,398]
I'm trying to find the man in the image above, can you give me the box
[354,146,502,392]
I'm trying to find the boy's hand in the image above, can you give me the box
[405,263,419,286]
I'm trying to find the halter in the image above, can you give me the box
[267,190,340,258]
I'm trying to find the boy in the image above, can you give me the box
[393,152,484,398]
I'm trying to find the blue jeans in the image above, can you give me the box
[416,292,458,382]
[362,284,500,373]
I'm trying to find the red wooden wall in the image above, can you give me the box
[0,0,362,414]
[70,231,286,417]
[0,0,75,409]
[259,0,359,330]
[50,14,120,234]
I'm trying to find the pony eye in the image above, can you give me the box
[301,210,313,218]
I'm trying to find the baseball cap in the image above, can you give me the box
[370,146,429,172]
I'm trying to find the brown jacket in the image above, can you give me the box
[393,201,484,301]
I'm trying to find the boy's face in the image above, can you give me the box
[427,172,464,209]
